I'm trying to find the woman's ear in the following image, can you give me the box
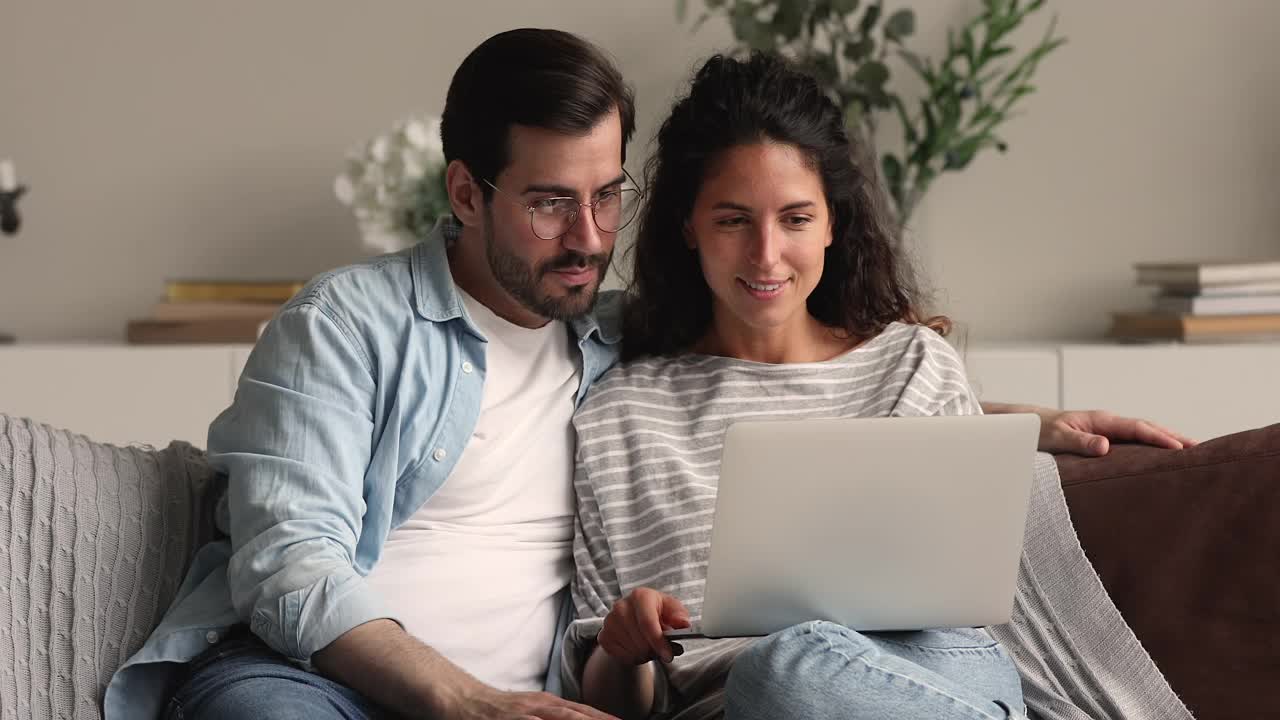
[446,159,482,227]
[683,221,696,250]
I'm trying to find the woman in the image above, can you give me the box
[565,53,1029,719]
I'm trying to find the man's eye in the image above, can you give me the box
[533,199,572,215]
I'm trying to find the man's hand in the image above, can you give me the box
[442,685,620,720]
[983,403,1198,456]
[1037,408,1197,456]
[598,587,690,665]
[313,619,619,720]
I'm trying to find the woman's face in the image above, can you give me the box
[686,142,832,341]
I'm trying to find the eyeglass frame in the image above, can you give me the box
[478,169,644,240]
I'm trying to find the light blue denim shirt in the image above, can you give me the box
[103,220,623,719]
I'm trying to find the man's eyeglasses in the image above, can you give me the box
[481,171,643,240]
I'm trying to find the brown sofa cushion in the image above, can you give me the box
[1056,423,1280,720]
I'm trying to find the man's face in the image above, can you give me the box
[482,110,623,321]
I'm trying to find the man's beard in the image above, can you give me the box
[484,221,611,322]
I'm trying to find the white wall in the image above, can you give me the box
[2,1,1278,342]
[910,1,1280,341]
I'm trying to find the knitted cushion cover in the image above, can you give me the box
[0,414,221,720]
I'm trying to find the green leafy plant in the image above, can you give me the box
[677,0,1065,232]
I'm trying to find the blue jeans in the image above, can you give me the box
[164,629,388,720]
[725,622,1026,720]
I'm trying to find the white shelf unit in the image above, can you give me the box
[1,342,1276,449]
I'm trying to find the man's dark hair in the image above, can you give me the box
[441,28,636,197]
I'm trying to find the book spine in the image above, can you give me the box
[1153,295,1280,316]
[165,284,302,303]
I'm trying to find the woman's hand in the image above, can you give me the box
[598,587,690,665]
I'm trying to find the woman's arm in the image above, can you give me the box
[572,466,671,717]
[581,587,689,719]
[582,645,657,720]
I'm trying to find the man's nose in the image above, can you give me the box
[562,208,607,257]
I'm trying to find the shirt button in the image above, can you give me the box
[432,448,447,462]
[461,361,474,374]
[205,631,219,644]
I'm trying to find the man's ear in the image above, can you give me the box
[447,160,483,227]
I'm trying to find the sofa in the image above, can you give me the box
[1057,425,1280,719]
[1,412,1276,719]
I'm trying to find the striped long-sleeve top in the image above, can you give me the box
[563,321,983,719]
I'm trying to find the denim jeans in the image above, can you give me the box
[164,629,388,720]
[725,622,1026,720]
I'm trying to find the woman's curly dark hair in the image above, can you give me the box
[621,52,946,361]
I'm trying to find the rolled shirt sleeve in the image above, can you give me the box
[208,302,396,663]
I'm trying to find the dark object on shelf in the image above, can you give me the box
[1,185,27,235]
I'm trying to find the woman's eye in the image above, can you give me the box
[783,215,813,227]
[715,216,748,228]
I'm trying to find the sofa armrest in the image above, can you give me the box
[1056,424,1280,720]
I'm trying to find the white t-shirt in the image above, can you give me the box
[364,287,581,691]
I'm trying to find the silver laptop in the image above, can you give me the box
[666,414,1040,640]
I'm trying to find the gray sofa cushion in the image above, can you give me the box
[0,414,222,720]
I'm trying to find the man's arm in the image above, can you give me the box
[215,303,390,662]
[314,619,617,720]
[980,402,1197,456]
[216,305,614,720]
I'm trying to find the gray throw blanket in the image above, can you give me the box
[0,414,222,720]
[992,454,1193,720]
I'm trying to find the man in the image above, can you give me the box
[105,28,1192,720]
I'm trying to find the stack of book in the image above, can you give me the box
[126,279,305,344]
[1109,260,1280,343]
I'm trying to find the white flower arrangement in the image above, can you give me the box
[334,115,451,254]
